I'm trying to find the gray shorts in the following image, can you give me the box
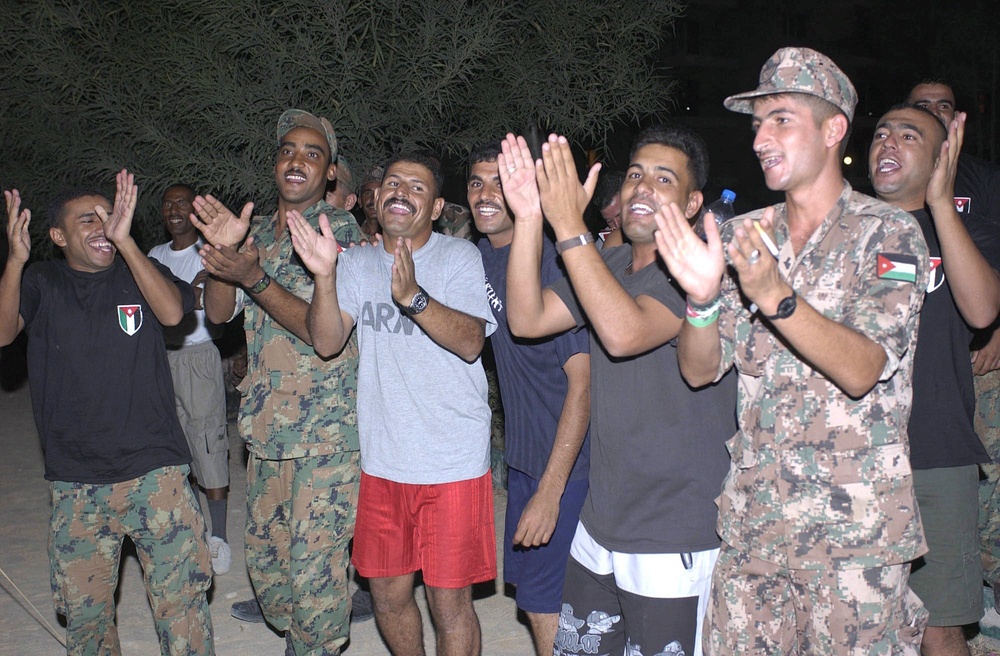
[909,464,983,626]
[167,341,229,489]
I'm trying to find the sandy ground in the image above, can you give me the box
[0,383,531,655]
[4,378,1000,656]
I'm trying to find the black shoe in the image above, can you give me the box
[230,598,266,624]
[350,588,375,623]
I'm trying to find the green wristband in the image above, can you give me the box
[685,309,719,328]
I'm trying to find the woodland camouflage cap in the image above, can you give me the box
[724,47,858,122]
[336,155,356,193]
[362,165,384,186]
[276,109,338,160]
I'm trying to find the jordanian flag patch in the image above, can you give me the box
[118,304,143,336]
[877,253,918,283]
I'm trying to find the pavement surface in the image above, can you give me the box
[0,383,531,655]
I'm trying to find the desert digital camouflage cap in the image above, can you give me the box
[724,47,858,122]
[336,155,356,193]
[362,165,384,186]
[276,109,338,160]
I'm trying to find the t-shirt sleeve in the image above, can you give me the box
[547,275,585,329]
[547,246,635,330]
[335,248,361,322]
[966,211,1000,273]
[632,264,686,319]
[439,242,497,337]
[18,264,41,328]
[844,214,929,381]
[150,257,195,314]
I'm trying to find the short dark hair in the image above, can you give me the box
[468,141,502,175]
[47,188,108,229]
[162,183,196,202]
[629,124,710,191]
[910,78,954,96]
[384,152,445,198]
[592,170,626,210]
[881,102,948,141]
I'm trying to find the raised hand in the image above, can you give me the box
[95,169,138,246]
[4,189,31,265]
[535,134,601,235]
[390,237,419,307]
[653,200,726,304]
[927,111,966,209]
[288,211,340,278]
[191,194,253,248]
[498,133,542,221]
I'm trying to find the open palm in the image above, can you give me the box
[288,211,339,278]
[192,195,253,248]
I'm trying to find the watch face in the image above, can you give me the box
[774,295,796,319]
[409,290,429,314]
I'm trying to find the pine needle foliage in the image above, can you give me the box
[0,0,681,253]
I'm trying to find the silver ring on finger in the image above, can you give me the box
[748,249,761,265]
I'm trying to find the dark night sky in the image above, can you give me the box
[597,0,1000,214]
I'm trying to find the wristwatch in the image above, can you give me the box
[763,293,797,321]
[248,272,271,295]
[555,233,595,255]
[404,287,430,316]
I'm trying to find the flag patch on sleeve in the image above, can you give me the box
[877,253,918,283]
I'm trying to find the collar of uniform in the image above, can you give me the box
[777,180,853,275]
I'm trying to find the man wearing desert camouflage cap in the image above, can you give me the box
[653,47,932,654]
[192,108,363,656]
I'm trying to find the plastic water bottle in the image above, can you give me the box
[696,189,736,240]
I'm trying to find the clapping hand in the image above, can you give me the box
[95,169,138,247]
[535,134,601,236]
[191,195,253,248]
[498,133,543,221]
[288,211,342,278]
[4,189,31,265]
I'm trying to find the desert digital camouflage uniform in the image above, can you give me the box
[233,199,363,655]
[705,183,930,655]
[977,368,1000,591]
[50,465,213,656]
[435,201,473,241]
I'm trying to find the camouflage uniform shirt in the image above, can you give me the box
[714,182,930,570]
[235,200,363,460]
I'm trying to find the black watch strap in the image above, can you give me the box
[405,286,430,315]
[763,293,797,321]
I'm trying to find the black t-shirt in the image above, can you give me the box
[550,245,736,553]
[19,257,194,483]
[477,237,591,482]
[908,207,1000,468]
[959,154,1000,351]
[955,154,1000,225]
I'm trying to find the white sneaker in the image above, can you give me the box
[207,535,232,575]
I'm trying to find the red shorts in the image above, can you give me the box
[352,471,497,588]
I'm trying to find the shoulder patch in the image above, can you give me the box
[876,253,917,283]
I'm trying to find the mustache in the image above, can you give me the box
[382,196,415,213]
[475,201,503,211]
